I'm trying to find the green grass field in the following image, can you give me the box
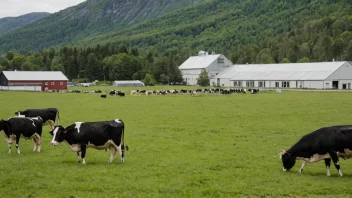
[1,87,352,198]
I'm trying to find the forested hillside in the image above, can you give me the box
[0,0,202,53]
[81,0,352,64]
[0,12,50,35]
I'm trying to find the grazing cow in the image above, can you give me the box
[130,90,137,95]
[280,125,352,176]
[109,90,116,96]
[15,108,60,128]
[117,92,125,97]
[95,90,102,93]
[0,117,43,154]
[101,94,107,98]
[50,119,128,164]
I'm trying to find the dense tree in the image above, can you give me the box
[197,68,209,86]
[143,73,156,85]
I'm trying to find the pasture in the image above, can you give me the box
[1,88,352,197]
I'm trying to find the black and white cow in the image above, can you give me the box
[15,108,60,128]
[50,119,128,164]
[0,117,43,154]
[280,125,352,177]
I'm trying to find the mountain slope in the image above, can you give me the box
[0,0,203,53]
[0,12,50,35]
[79,0,352,62]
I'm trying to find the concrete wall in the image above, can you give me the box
[0,86,41,92]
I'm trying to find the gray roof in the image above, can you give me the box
[179,54,221,69]
[113,80,144,84]
[214,62,348,81]
[2,71,68,81]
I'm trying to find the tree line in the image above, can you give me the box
[0,43,184,85]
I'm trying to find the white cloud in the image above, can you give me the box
[0,0,86,18]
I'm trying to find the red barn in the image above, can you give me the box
[0,71,68,92]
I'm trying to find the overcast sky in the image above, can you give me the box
[0,0,86,18]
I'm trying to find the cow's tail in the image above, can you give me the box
[56,110,60,126]
[122,121,129,151]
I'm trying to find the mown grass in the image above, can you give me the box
[1,88,352,198]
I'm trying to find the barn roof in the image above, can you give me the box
[113,80,144,84]
[179,54,221,69]
[214,62,348,81]
[2,71,68,81]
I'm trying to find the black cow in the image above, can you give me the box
[15,108,60,128]
[0,117,43,154]
[280,125,352,177]
[101,94,107,98]
[117,92,125,97]
[109,90,116,96]
[50,119,128,164]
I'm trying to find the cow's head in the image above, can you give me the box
[50,125,66,146]
[281,152,296,172]
[0,119,15,144]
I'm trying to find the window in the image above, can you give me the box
[234,81,243,87]
[246,81,254,87]
[282,81,290,88]
[258,81,265,88]
[217,58,224,63]
[45,82,48,85]
[51,82,55,85]
[60,82,63,85]
[275,82,280,87]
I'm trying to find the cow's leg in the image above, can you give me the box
[299,160,307,173]
[328,151,342,177]
[15,135,20,154]
[116,143,124,163]
[108,146,117,164]
[77,152,81,162]
[8,143,12,154]
[36,135,41,152]
[32,136,37,152]
[80,144,87,165]
[325,158,331,176]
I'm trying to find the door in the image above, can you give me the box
[342,84,347,90]
[332,81,339,89]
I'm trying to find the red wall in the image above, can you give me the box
[8,80,68,91]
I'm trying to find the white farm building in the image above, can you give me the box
[210,61,352,90]
[179,51,233,85]
[112,80,145,87]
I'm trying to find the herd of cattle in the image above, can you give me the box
[0,108,128,164]
[1,107,352,177]
[96,88,260,98]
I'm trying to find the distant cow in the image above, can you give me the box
[50,119,128,164]
[280,125,352,176]
[0,117,43,154]
[101,94,107,98]
[15,108,60,128]
[109,90,116,96]
[117,92,125,97]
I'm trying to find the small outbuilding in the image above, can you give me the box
[0,71,68,92]
[112,80,145,87]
